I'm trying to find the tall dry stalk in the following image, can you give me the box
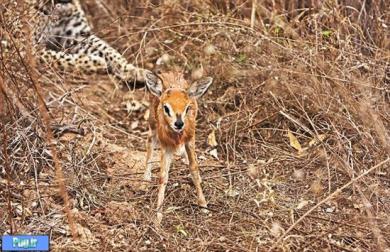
[21,12,79,241]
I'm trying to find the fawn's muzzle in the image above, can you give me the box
[174,118,184,130]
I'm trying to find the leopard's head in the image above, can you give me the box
[36,0,77,17]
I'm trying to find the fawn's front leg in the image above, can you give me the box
[156,147,173,224]
[185,139,207,210]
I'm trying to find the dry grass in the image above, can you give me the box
[1,0,390,251]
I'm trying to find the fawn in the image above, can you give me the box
[143,70,213,224]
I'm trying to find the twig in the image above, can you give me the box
[356,187,388,250]
[279,110,314,136]
[52,124,85,137]
[77,123,96,166]
[238,112,278,133]
[250,0,257,29]
[0,75,32,119]
[21,7,78,239]
[269,157,390,251]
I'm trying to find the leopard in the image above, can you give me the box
[30,0,146,84]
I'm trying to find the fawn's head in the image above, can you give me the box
[145,71,213,133]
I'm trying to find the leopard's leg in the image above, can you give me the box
[106,49,147,84]
[86,36,147,84]
[38,49,108,73]
[39,49,120,93]
[38,35,147,84]
[39,49,77,70]
[121,62,148,87]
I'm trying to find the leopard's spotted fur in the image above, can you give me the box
[31,0,146,83]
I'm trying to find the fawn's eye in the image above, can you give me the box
[163,105,171,117]
[185,106,191,114]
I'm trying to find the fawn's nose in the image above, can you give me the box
[174,118,184,130]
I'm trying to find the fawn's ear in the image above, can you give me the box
[188,77,213,99]
[145,70,163,97]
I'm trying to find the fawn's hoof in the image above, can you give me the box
[139,171,152,191]
[181,157,189,165]
[139,180,151,192]
[139,179,152,192]
[200,207,209,214]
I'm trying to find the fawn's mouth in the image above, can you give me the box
[172,126,184,133]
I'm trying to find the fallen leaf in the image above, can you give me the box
[131,121,139,130]
[204,44,216,55]
[156,53,171,65]
[293,169,305,180]
[309,134,327,147]
[225,187,239,197]
[143,109,150,121]
[247,164,258,179]
[209,148,219,160]
[325,207,335,213]
[164,39,174,44]
[310,180,323,195]
[180,184,191,190]
[321,30,332,38]
[270,222,284,237]
[287,129,302,152]
[216,117,223,129]
[296,200,309,210]
[144,47,157,57]
[166,206,182,213]
[218,236,226,242]
[207,130,218,147]
[176,225,188,237]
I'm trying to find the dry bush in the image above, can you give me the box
[1,0,389,251]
